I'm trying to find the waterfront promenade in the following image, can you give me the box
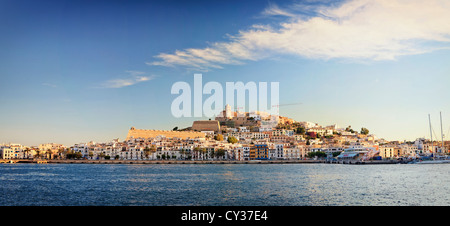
[1,159,402,164]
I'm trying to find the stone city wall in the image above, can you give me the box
[126,127,206,140]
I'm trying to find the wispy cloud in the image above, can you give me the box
[262,3,298,18]
[101,71,156,88]
[42,83,57,88]
[148,0,450,71]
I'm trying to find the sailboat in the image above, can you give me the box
[414,112,450,164]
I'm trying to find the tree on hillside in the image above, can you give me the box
[214,134,224,141]
[296,126,306,135]
[346,125,355,133]
[227,136,238,144]
[361,127,369,135]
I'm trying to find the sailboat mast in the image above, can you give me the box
[440,111,444,155]
[429,114,434,156]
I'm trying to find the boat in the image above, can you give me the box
[414,159,450,164]
[411,112,449,164]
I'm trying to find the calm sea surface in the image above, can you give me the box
[0,163,449,206]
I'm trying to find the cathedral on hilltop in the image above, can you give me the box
[212,104,293,130]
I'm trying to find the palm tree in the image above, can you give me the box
[24,148,30,159]
[149,145,157,160]
[144,146,151,160]
[64,148,73,159]
[57,148,65,160]
[210,149,216,160]
[46,149,52,160]
[201,148,207,160]
[74,152,82,159]
[216,149,226,160]
[34,150,41,159]
[179,149,186,160]
[193,147,200,160]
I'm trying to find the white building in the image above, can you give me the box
[400,144,418,157]
[414,138,425,150]
[242,146,250,160]
[73,143,89,157]
[202,131,215,136]
[284,147,302,160]
[307,127,333,136]
[39,143,64,152]
[239,127,250,133]
[0,146,13,159]
[233,147,245,161]
[276,144,284,160]
[299,121,317,129]
[225,104,233,119]
[284,130,294,137]
[0,144,24,159]
[252,132,269,140]
[322,147,344,154]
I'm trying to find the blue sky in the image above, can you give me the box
[1,0,450,146]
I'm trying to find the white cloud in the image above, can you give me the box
[101,71,156,88]
[148,0,450,71]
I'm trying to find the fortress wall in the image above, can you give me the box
[191,120,220,132]
[126,128,206,140]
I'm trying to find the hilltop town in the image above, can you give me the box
[1,105,448,162]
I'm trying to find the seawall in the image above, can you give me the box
[12,159,323,164]
[4,159,403,164]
